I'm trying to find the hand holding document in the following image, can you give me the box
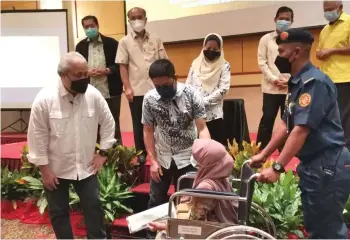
[126,203,177,234]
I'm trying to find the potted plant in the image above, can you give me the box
[98,159,134,223]
[252,170,304,239]
[97,144,142,187]
[227,139,261,177]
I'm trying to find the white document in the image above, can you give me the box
[126,202,177,234]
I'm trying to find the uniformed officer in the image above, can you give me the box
[250,28,350,239]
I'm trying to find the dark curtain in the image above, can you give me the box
[223,99,251,147]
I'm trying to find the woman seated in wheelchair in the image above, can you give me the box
[149,139,238,232]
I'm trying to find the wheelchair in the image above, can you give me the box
[161,160,276,239]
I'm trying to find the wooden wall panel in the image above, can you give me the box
[107,33,128,42]
[242,35,261,73]
[165,42,202,77]
[309,29,322,67]
[223,39,243,74]
[75,1,125,39]
[1,1,37,10]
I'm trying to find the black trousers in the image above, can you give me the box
[106,96,122,145]
[336,83,350,149]
[129,96,146,155]
[257,93,286,149]
[147,161,196,238]
[148,161,196,209]
[97,96,122,145]
[45,175,106,239]
[206,118,225,145]
[297,147,350,239]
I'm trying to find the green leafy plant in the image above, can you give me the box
[227,139,261,177]
[16,176,80,214]
[19,176,47,214]
[97,143,142,186]
[20,145,40,178]
[343,196,350,225]
[1,167,29,202]
[251,171,303,239]
[98,159,134,223]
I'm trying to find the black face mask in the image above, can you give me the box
[203,50,221,61]
[156,83,177,100]
[274,56,292,74]
[71,78,89,94]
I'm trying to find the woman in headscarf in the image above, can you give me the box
[149,139,237,232]
[186,33,230,145]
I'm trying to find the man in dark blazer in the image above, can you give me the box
[76,15,123,144]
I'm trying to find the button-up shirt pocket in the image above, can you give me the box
[143,39,158,62]
[81,109,96,133]
[49,111,69,137]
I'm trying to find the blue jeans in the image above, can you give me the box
[297,147,350,239]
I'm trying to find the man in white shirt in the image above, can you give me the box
[27,52,116,239]
[256,6,294,150]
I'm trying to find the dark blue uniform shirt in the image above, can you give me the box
[282,62,345,160]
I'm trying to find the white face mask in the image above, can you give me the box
[130,19,145,33]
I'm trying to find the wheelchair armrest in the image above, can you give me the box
[181,188,239,198]
[168,189,244,218]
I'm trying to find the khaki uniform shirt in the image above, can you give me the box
[257,31,290,94]
[116,31,168,96]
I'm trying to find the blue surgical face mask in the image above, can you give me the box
[324,10,340,22]
[276,20,291,32]
[85,28,99,39]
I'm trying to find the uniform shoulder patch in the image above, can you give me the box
[299,93,311,107]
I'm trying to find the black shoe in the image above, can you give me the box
[138,155,146,164]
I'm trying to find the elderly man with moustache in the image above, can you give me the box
[116,7,168,164]
[27,52,115,239]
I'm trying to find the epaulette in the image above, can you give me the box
[302,77,315,85]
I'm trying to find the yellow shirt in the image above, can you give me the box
[318,12,350,83]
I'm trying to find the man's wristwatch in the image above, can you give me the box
[99,149,108,157]
[272,162,285,173]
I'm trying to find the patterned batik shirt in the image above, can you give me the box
[142,83,206,169]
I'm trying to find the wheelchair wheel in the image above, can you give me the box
[205,225,275,239]
[249,202,276,238]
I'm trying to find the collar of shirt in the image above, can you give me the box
[58,79,79,104]
[336,12,348,23]
[271,30,278,38]
[58,79,70,97]
[87,34,102,43]
[154,82,185,101]
[290,62,314,85]
[130,30,150,40]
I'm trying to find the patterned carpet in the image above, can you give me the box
[1,219,58,239]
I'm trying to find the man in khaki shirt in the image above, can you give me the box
[116,7,168,163]
[317,0,350,149]
[256,6,293,150]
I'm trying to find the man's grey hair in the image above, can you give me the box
[57,51,87,75]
